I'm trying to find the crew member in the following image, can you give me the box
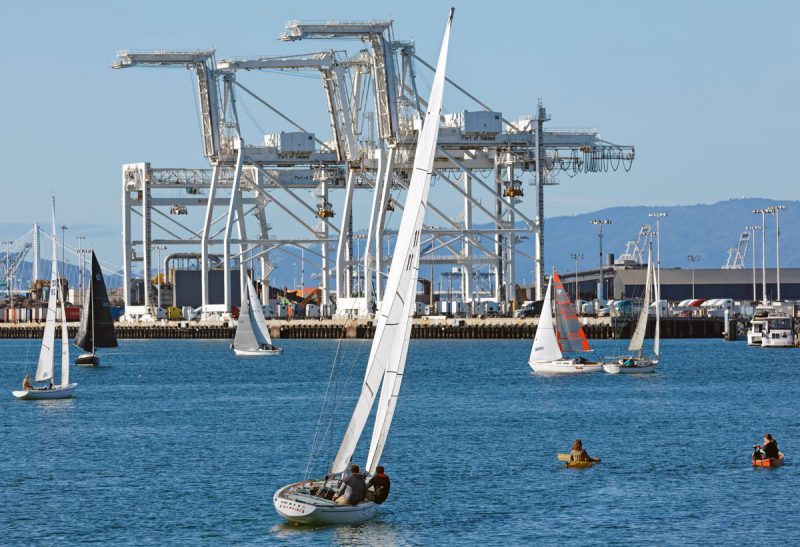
[334,464,366,505]
[367,466,391,504]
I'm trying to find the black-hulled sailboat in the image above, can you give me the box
[75,251,118,366]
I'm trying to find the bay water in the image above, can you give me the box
[1,338,798,545]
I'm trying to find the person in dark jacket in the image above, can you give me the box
[367,466,391,504]
[753,434,780,460]
[334,464,367,505]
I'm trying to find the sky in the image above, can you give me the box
[1,0,798,273]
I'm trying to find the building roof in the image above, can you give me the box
[615,267,800,286]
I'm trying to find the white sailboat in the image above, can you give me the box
[273,8,454,525]
[528,271,603,373]
[604,246,659,374]
[232,275,282,356]
[13,197,77,400]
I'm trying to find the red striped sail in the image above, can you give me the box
[553,271,591,352]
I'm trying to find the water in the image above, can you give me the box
[1,338,798,545]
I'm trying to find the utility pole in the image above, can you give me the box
[570,252,583,312]
[686,254,701,299]
[769,204,787,301]
[590,219,611,303]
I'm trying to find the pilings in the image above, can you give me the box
[0,317,725,340]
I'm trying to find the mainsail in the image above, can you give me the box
[35,199,59,383]
[233,276,269,350]
[247,276,273,346]
[553,272,591,353]
[528,276,562,363]
[330,8,454,476]
[627,249,653,355]
[75,251,118,352]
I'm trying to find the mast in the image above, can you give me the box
[35,197,59,383]
[331,8,455,476]
[528,275,561,363]
[627,247,652,357]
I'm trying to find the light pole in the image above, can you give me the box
[76,235,86,303]
[153,245,167,312]
[2,240,12,303]
[590,219,611,303]
[754,208,772,303]
[686,254,701,299]
[769,204,787,301]
[746,225,761,302]
[60,225,67,302]
[569,252,583,311]
[648,212,667,302]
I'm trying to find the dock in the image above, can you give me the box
[0,317,725,340]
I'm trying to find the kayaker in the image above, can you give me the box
[367,465,391,504]
[570,439,600,463]
[753,434,780,460]
[334,464,367,505]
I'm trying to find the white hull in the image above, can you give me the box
[273,481,378,525]
[603,359,658,374]
[13,383,78,400]
[529,359,604,374]
[761,333,795,348]
[747,331,763,346]
[233,347,283,356]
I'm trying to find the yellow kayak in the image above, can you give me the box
[558,453,601,468]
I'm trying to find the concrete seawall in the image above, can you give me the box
[0,317,725,340]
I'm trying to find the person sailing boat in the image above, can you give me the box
[22,373,33,391]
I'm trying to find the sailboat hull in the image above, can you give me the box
[529,360,604,374]
[13,383,78,400]
[273,481,378,525]
[233,347,283,357]
[603,359,658,374]
[75,353,100,366]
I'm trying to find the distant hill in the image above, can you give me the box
[533,198,800,279]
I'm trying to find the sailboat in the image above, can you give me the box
[273,8,454,525]
[75,251,118,366]
[528,271,603,373]
[13,197,77,400]
[603,246,659,374]
[232,275,282,356]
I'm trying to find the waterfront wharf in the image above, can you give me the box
[0,317,725,340]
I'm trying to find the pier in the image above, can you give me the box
[0,317,724,340]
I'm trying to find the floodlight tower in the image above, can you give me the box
[753,208,772,303]
[590,219,611,303]
[768,204,787,301]
[686,254,701,299]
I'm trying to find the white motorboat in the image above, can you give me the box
[747,311,766,346]
[13,197,77,400]
[274,9,454,525]
[761,313,794,348]
[604,244,660,374]
[232,275,282,356]
[74,250,118,366]
[529,272,603,374]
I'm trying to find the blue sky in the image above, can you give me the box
[1,0,798,269]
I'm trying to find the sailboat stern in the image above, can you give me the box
[273,481,378,525]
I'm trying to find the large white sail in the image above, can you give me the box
[627,249,653,355]
[35,198,58,383]
[59,281,70,385]
[529,276,561,363]
[247,276,273,346]
[654,250,661,358]
[330,8,454,476]
[233,279,267,350]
